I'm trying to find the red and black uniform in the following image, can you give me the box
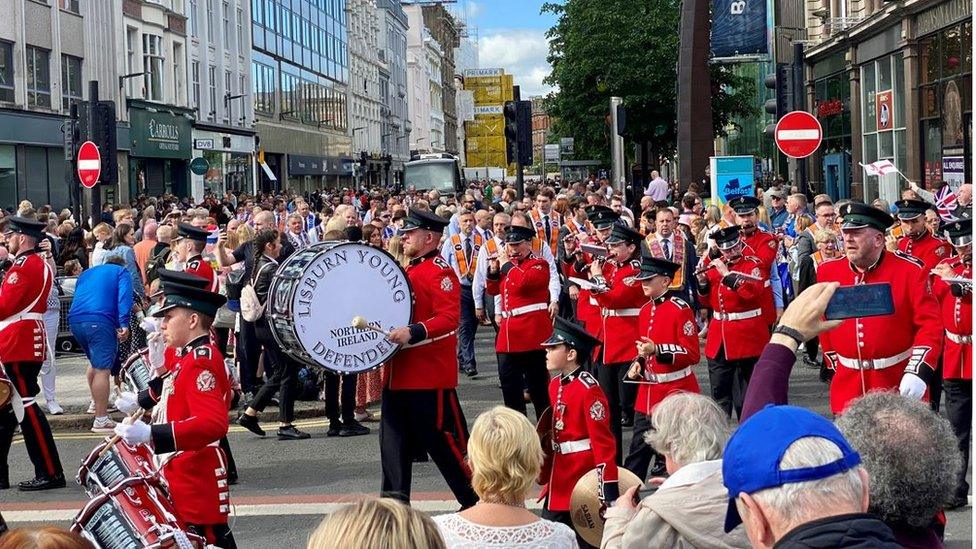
[623,295,700,480]
[184,254,219,293]
[381,250,477,507]
[933,256,972,501]
[817,251,944,414]
[562,236,605,340]
[138,335,233,547]
[486,256,552,419]
[698,254,769,418]
[0,250,62,482]
[898,230,953,274]
[541,368,618,517]
[740,228,779,325]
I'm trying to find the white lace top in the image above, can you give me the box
[433,513,579,549]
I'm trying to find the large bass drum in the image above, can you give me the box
[267,241,413,374]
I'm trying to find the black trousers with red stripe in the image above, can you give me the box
[5,362,62,478]
[379,388,478,507]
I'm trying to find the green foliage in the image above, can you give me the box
[542,0,756,163]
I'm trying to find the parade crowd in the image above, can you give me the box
[0,173,970,549]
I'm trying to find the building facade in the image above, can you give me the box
[420,4,460,156]
[406,6,443,153]
[377,0,409,185]
[531,96,550,171]
[251,0,352,193]
[348,0,384,188]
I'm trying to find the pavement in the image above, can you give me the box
[3,332,973,548]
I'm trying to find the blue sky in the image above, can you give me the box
[452,0,558,97]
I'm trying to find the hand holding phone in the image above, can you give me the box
[824,282,895,321]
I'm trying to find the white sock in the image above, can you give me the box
[95,416,109,425]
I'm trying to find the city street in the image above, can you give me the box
[2,330,972,548]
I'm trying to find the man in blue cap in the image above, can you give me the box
[723,405,899,547]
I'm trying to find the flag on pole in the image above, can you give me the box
[934,185,960,222]
[859,160,898,177]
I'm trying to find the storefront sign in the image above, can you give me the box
[710,0,768,57]
[288,154,354,176]
[190,156,210,176]
[194,139,215,150]
[875,90,893,131]
[464,68,504,77]
[129,107,191,159]
[816,98,844,117]
[917,0,970,36]
[544,144,560,163]
[473,105,503,115]
[942,155,965,190]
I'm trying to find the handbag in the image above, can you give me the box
[240,262,273,323]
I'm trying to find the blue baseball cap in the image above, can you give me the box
[722,405,862,533]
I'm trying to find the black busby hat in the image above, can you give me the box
[399,207,450,233]
[838,202,893,232]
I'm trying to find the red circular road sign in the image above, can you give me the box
[774,111,823,159]
[76,141,101,188]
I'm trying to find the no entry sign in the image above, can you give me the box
[77,141,101,188]
[774,111,823,159]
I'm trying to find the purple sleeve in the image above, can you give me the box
[740,343,797,421]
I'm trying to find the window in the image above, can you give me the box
[173,43,183,104]
[236,7,244,48]
[251,60,275,113]
[191,61,200,107]
[224,69,232,123]
[125,28,137,97]
[26,46,51,109]
[208,65,217,119]
[0,42,12,103]
[222,1,231,50]
[58,0,80,14]
[143,34,164,101]
[238,73,246,125]
[189,0,198,38]
[207,0,215,41]
[61,55,82,111]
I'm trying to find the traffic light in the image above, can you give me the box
[504,100,518,165]
[516,100,533,166]
[615,104,628,137]
[78,100,118,185]
[763,63,793,138]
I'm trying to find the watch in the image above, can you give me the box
[772,325,805,346]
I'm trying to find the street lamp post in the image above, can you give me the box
[352,127,367,189]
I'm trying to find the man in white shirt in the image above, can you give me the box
[284,212,312,249]
[441,210,483,377]
[474,213,510,330]
[643,170,670,202]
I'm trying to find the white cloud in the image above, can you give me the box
[464,1,481,20]
[477,29,554,98]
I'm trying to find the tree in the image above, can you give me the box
[543,0,755,166]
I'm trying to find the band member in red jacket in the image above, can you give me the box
[697,226,769,419]
[382,208,478,508]
[562,206,620,339]
[589,224,644,461]
[730,195,781,325]
[932,219,972,509]
[540,317,618,548]
[176,223,219,292]
[623,255,700,480]
[817,203,943,415]
[895,199,953,274]
[486,225,553,420]
[0,217,63,491]
[113,276,235,547]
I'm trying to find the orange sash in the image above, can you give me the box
[530,208,561,251]
[450,232,483,277]
[645,233,686,290]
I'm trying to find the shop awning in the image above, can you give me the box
[259,160,277,181]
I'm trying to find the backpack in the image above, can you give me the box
[240,261,273,322]
[145,247,171,286]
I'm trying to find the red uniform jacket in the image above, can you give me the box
[147,336,231,526]
[184,254,219,292]
[591,259,644,364]
[562,237,604,340]
[698,255,769,360]
[385,251,460,390]
[0,251,53,363]
[486,256,551,353]
[634,296,701,415]
[817,251,944,414]
[542,369,618,512]
[933,257,972,380]
[741,229,779,325]
[898,230,952,274]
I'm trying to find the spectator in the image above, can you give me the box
[68,256,133,433]
[722,404,899,548]
[0,527,94,549]
[62,259,82,277]
[782,194,812,239]
[433,406,577,548]
[58,227,88,271]
[307,499,445,549]
[603,392,748,549]
[133,220,158,285]
[89,223,113,266]
[102,224,145,300]
[767,190,788,230]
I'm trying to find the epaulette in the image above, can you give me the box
[669,296,691,308]
[432,256,451,270]
[743,255,762,263]
[630,259,642,270]
[578,371,598,388]
[187,259,200,269]
[13,256,26,266]
[893,250,925,268]
[194,346,213,360]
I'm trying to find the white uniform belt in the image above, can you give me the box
[946,330,973,344]
[501,303,548,319]
[602,308,641,317]
[712,308,762,321]
[836,348,913,370]
[554,438,591,454]
[0,312,45,332]
[764,280,771,287]
[589,297,599,306]
[402,331,456,349]
[645,366,693,383]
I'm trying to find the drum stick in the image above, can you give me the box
[98,408,147,457]
[351,316,391,337]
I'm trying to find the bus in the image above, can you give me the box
[403,153,465,194]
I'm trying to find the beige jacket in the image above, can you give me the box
[601,461,750,549]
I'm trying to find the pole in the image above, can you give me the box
[65,104,79,222]
[82,81,99,230]
[610,97,625,194]
[793,42,807,194]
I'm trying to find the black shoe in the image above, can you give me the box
[227,470,238,485]
[277,425,311,440]
[18,473,66,491]
[621,416,634,428]
[946,494,969,510]
[326,421,342,437]
[339,420,370,437]
[238,414,266,437]
[464,368,478,378]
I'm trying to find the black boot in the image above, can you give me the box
[237,414,265,437]
[18,473,66,491]
[277,425,311,440]
[339,420,370,437]
[326,420,342,437]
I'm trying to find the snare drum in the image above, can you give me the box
[0,366,11,408]
[266,241,413,374]
[72,477,206,549]
[120,350,153,394]
[78,439,158,496]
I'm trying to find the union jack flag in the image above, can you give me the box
[935,185,959,222]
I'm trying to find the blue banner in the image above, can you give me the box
[709,156,756,208]
[710,0,768,57]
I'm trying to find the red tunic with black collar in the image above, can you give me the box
[184,254,219,293]
[0,251,53,363]
[898,230,953,274]
[698,255,769,360]
[634,296,700,415]
[740,228,779,325]
[561,235,605,341]
[591,258,645,364]
[933,257,972,380]
[486,256,551,353]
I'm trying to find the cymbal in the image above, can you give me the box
[570,466,643,547]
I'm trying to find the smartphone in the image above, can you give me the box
[824,283,895,320]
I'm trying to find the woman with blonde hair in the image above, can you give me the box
[433,406,577,548]
[0,527,93,549]
[307,498,445,549]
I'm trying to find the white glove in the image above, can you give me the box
[114,420,151,445]
[114,391,140,415]
[147,332,166,372]
[140,316,161,334]
[898,372,927,400]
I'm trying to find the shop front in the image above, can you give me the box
[812,53,854,199]
[287,154,354,193]
[0,109,74,211]
[190,125,257,201]
[127,99,193,199]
